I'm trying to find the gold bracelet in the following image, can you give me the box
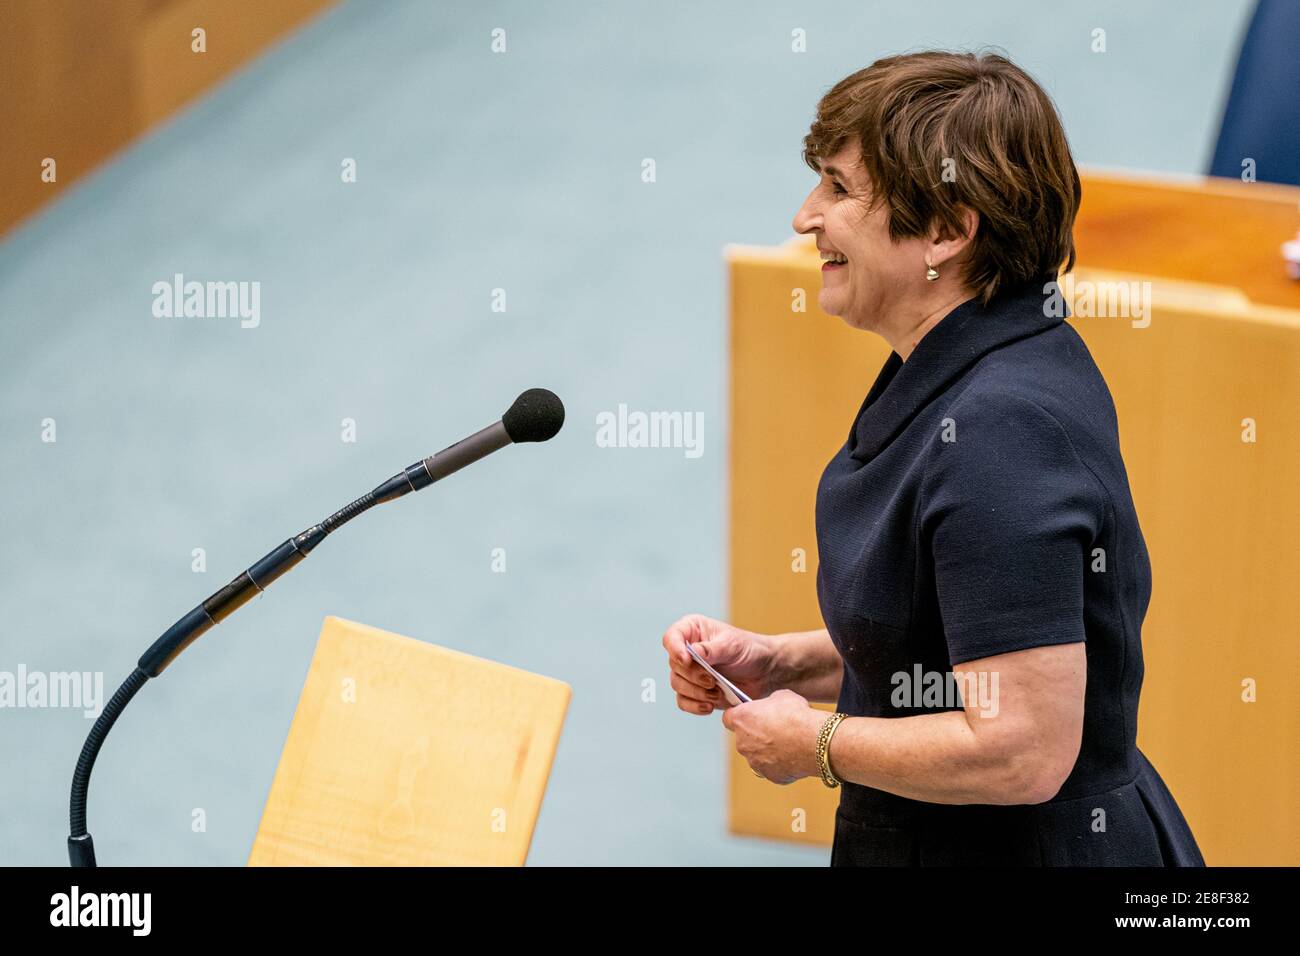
[816,712,848,788]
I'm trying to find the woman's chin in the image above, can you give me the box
[817,288,846,317]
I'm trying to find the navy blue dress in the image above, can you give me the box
[815,280,1205,866]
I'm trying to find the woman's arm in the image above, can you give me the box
[770,628,843,704]
[826,642,1086,804]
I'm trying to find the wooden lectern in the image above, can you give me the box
[248,616,570,866]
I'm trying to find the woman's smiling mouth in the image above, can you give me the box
[820,249,848,272]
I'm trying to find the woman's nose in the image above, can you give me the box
[792,190,821,235]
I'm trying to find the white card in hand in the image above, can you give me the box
[685,642,751,705]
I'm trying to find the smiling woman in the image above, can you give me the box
[663,50,1204,867]
[794,51,1080,354]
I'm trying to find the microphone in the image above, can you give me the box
[428,386,566,480]
[67,388,564,867]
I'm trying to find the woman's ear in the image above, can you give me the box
[929,207,980,268]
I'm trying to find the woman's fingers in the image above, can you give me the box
[662,615,720,688]
[661,614,705,664]
[663,614,735,715]
[676,691,717,715]
[670,670,722,707]
[668,650,716,689]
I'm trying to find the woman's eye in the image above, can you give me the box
[830,180,846,195]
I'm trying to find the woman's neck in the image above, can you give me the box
[883,288,977,362]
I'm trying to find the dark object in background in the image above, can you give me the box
[1210,0,1300,187]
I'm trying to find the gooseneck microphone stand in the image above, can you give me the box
[67,388,564,866]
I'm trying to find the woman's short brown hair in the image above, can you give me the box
[803,50,1081,303]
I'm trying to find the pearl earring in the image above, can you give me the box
[925,260,940,282]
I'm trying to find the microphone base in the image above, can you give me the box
[68,833,97,867]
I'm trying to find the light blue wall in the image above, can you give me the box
[0,0,1254,865]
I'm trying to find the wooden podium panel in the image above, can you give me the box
[726,173,1300,864]
[0,0,335,236]
[726,245,888,848]
[249,616,570,866]
[1075,170,1300,310]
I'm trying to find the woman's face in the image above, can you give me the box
[792,144,928,331]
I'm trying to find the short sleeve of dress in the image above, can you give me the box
[919,392,1106,666]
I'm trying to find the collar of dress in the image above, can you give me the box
[848,278,1066,463]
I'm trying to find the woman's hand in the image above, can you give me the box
[721,689,824,784]
[661,614,778,715]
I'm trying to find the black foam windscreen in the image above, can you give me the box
[502,388,565,443]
